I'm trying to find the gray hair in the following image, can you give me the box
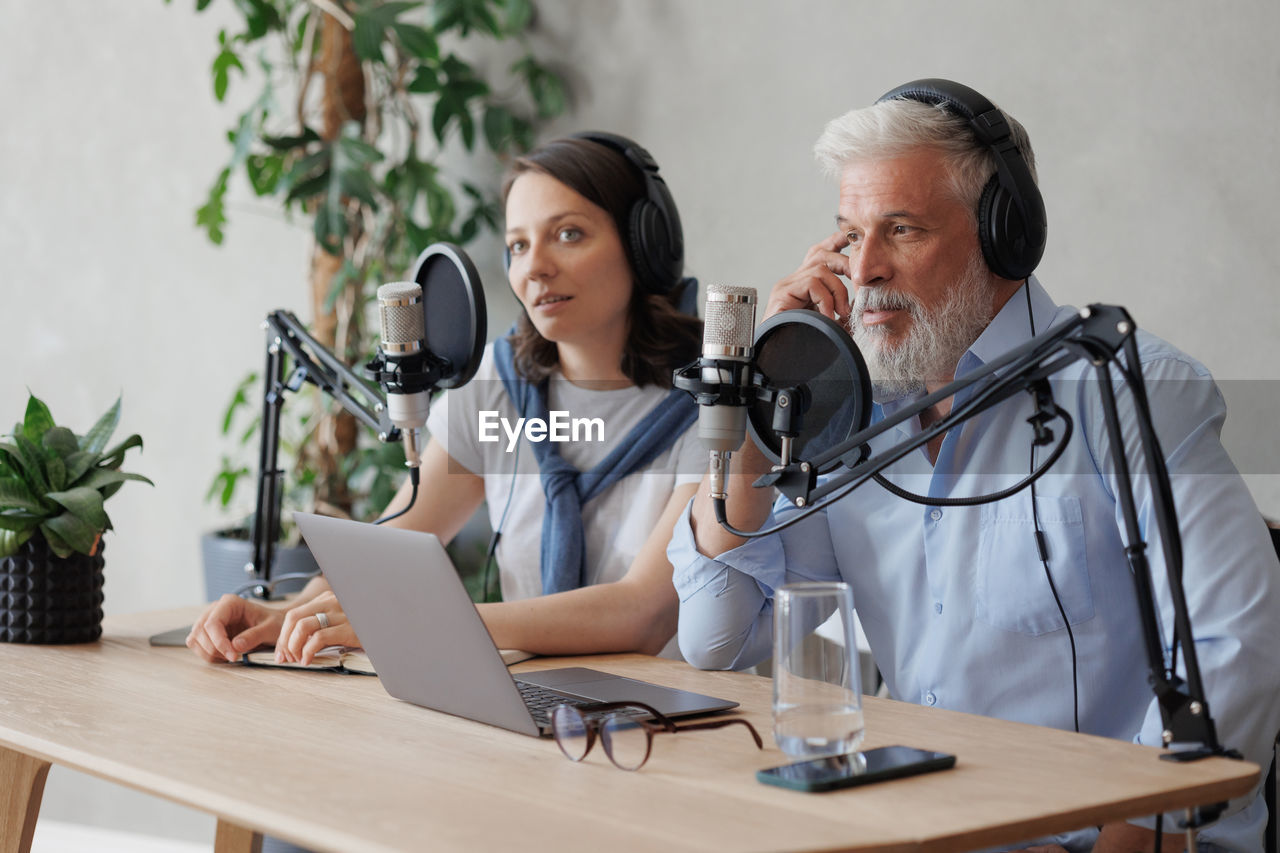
[813,98,1037,219]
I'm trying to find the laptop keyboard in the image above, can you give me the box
[515,680,593,726]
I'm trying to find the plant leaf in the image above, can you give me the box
[284,170,330,207]
[392,23,437,60]
[502,0,533,35]
[42,511,98,556]
[79,396,121,455]
[47,457,67,491]
[98,434,143,470]
[78,468,155,492]
[322,259,359,314]
[47,487,109,531]
[39,525,73,558]
[423,170,456,229]
[315,125,384,247]
[431,92,459,146]
[8,436,49,495]
[207,463,250,508]
[382,1,426,16]
[0,513,41,532]
[235,0,283,42]
[63,450,97,485]
[482,104,514,153]
[456,109,475,151]
[220,372,259,435]
[237,415,260,446]
[42,426,79,459]
[510,115,535,151]
[333,126,383,168]
[197,168,230,245]
[211,30,245,102]
[440,55,490,101]
[433,0,499,36]
[0,477,42,513]
[431,0,464,31]
[40,525,72,558]
[262,128,321,152]
[408,65,440,94]
[352,1,425,61]
[0,528,33,559]
[528,63,568,119]
[227,105,261,174]
[246,152,284,195]
[21,394,55,443]
[351,11,386,61]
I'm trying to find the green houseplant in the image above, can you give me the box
[0,394,152,643]
[167,0,568,597]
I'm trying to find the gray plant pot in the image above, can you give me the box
[200,529,319,601]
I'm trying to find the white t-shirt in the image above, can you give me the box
[426,343,704,604]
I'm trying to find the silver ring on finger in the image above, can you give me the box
[315,612,330,630]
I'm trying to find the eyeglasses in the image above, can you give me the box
[551,700,763,771]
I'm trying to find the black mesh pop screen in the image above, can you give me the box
[746,310,871,470]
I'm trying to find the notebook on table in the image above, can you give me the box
[292,512,739,737]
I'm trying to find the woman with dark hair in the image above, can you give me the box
[187,133,707,663]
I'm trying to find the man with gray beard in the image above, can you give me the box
[849,245,992,401]
[668,80,1280,853]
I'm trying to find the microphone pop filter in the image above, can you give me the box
[411,242,487,389]
[746,310,872,470]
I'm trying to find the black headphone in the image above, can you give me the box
[876,79,1047,281]
[503,131,685,295]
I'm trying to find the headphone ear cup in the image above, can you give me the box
[976,176,1003,278]
[629,199,677,295]
[976,175,1032,281]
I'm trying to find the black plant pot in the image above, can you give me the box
[0,534,105,644]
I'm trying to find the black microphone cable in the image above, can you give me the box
[1022,283,1080,734]
[373,465,420,525]
[479,371,531,604]
[868,282,1082,734]
[481,430,524,604]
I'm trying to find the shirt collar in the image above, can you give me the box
[963,275,1057,372]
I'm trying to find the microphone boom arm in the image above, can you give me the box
[249,310,400,598]
[733,303,1237,818]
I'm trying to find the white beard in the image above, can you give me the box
[850,251,995,401]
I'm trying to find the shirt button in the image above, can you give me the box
[934,602,943,615]
[929,508,942,522]
[924,692,937,706]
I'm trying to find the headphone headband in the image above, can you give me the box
[876,78,1046,280]
[568,130,685,295]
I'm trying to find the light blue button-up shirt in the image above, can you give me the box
[669,279,1280,851]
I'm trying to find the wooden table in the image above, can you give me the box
[0,609,1259,853]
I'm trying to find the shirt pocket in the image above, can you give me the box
[974,494,1095,636]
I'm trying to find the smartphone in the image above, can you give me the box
[756,745,956,792]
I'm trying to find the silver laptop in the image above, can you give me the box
[293,512,739,737]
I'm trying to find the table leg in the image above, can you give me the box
[0,744,50,853]
[214,819,263,853]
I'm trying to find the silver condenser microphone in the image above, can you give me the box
[377,281,430,469]
[700,284,757,499]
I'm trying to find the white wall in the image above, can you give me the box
[2,0,1277,844]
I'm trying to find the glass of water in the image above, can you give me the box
[772,581,864,759]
